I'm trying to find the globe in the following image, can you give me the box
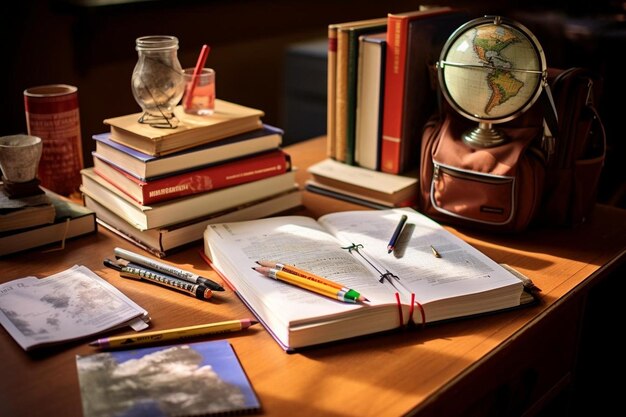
[438,16,547,147]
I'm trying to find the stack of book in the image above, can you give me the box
[81,99,302,258]
[317,7,468,207]
[1,186,96,256]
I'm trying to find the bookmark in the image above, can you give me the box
[341,242,426,327]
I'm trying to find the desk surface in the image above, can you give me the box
[1,136,625,417]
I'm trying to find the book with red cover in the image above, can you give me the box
[380,7,466,174]
[93,149,291,205]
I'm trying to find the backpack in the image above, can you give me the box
[419,67,605,232]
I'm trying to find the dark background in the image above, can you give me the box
[1,0,624,206]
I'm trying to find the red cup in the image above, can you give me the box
[24,84,84,196]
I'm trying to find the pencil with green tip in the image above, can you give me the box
[255,261,369,302]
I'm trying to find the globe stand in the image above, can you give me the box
[462,122,507,148]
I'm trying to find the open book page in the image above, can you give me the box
[0,265,149,351]
[205,216,408,348]
[318,208,524,322]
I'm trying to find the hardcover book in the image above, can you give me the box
[93,149,291,205]
[75,340,261,417]
[381,7,466,174]
[0,185,55,233]
[87,187,302,258]
[355,32,387,170]
[327,17,388,161]
[334,18,387,163]
[307,158,418,207]
[92,125,283,181]
[1,188,96,256]
[203,208,536,351]
[103,99,264,156]
[80,167,298,230]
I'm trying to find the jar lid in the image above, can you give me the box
[136,35,179,51]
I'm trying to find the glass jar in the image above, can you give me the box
[131,35,185,124]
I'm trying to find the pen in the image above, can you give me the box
[257,260,369,302]
[88,318,258,349]
[114,247,224,291]
[104,258,213,301]
[253,266,363,304]
[387,214,408,253]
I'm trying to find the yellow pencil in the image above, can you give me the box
[253,266,361,303]
[88,318,258,349]
[257,260,369,302]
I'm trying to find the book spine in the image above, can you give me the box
[380,15,409,174]
[344,28,360,166]
[334,28,350,163]
[113,150,290,205]
[326,25,338,160]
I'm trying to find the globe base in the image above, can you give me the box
[463,122,507,148]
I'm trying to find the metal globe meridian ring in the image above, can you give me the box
[437,15,547,147]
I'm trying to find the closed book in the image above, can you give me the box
[103,99,264,156]
[381,7,466,174]
[307,158,418,207]
[335,17,387,163]
[326,24,338,159]
[0,185,55,233]
[80,167,298,230]
[0,189,96,256]
[327,17,388,160]
[93,149,291,205]
[87,187,302,258]
[92,124,283,180]
[355,32,387,170]
[202,208,536,351]
[305,180,393,210]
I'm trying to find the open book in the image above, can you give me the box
[203,208,536,351]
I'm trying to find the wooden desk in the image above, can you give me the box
[1,136,625,417]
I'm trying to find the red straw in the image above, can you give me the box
[184,44,210,109]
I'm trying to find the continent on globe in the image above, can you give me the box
[485,69,524,114]
[472,25,523,115]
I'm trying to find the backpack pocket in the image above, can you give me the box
[430,162,516,226]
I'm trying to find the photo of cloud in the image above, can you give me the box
[76,340,260,417]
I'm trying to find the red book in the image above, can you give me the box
[380,7,465,174]
[93,149,291,205]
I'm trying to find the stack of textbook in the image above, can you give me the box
[81,99,302,257]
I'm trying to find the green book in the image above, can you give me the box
[345,22,387,165]
[0,189,96,256]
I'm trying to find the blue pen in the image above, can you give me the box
[387,214,408,254]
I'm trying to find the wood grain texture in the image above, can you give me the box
[1,135,625,417]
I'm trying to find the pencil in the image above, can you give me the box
[253,266,363,304]
[387,214,408,253]
[257,260,369,302]
[88,318,258,349]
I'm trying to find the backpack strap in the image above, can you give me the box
[539,75,559,161]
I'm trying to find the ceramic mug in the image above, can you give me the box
[0,134,43,183]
